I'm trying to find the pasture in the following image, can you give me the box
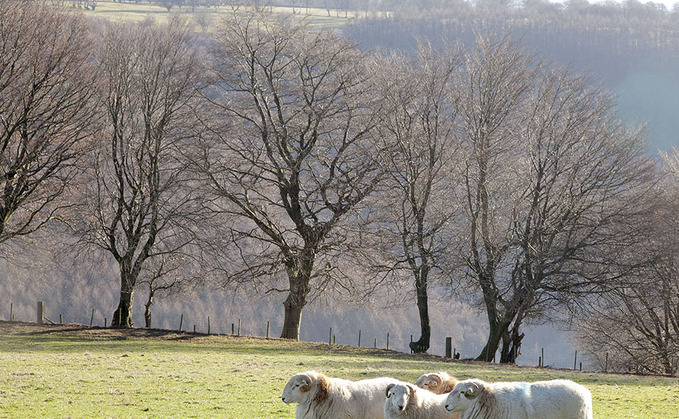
[81,1,359,28]
[0,322,677,418]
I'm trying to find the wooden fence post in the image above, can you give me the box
[266,321,270,339]
[386,333,390,350]
[10,303,13,322]
[358,330,361,347]
[90,309,95,327]
[605,353,609,373]
[541,348,545,367]
[37,301,43,325]
[207,316,211,335]
[329,327,332,345]
[445,337,452,358]
[574,350,578,370]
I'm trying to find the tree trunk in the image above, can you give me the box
[112,290,134,328]
[144,291,153,328]
[280,252,313,340]
[500,324,525,364]
[476,317,510,362]
[410,274,431,353]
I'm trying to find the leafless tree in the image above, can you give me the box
[576,151,679,376]
[374,44,462,353]
[81,18,202,328]
[0,1,95,249]
[198,12,385,340]
[455,36,652,362]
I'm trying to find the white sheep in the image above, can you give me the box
[414,371,459,394]
[384,382,459,419]
[281,370,395,419]
[444,378,593,419]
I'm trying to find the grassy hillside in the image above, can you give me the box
[0,322,677,418]
[82,1,355,28]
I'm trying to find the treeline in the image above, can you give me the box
[344,0,679,83]
[2,0,678,375]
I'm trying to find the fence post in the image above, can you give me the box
[358,330,361,347]
[104,318,107,328]
[178,314,183,331]
[579,362,582,372]
[539,356,542,368]
[10,303,13,322]
[574,350,578,370]
[374,338,377,348]
[604,353,609,373]
[445,337,452,358]
[207,316,211,335]
[59,314,63,325]
[193,324,196,333]
[238,319,241,336]
[541,348,545,367]
[266,321,270,339]
[231,323,235,335]
[37,301,43,325]
[386,333,390,350]
[329,327,332,345]
[90,309,95,327]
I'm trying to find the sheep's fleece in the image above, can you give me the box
[281,370,395,419]
[445,378,593,419]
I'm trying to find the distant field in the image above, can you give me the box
[0,322,677,418]
[81,1,359,28]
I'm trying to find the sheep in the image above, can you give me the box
[281,370,395,419]
[414,371,459,394]
[444,378,593,419]
[384,382,459,419]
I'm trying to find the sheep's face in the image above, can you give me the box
[281,373,313,404]
[385,383,413,412]
[445,381,479,412]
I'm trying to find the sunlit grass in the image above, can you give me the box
[80,1,359,29]
[0,322,677,418]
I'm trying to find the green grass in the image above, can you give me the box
[0,322,677,418]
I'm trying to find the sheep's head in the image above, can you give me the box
[385,383,415,412]
[281,371,315,404]
[415,372,457,394]
[445,379,484,412]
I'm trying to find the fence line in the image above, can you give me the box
[4,300,608,374]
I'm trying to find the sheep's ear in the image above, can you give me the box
[463,384,479,400]
[407,384,415,396]
[385,383,395,398]
[299,375,312,393]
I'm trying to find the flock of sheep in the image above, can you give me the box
[281,370,593,418]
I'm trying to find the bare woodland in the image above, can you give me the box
[2,0,679,373]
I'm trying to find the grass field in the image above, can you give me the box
[0,322,677,418]
[82,1,357,28]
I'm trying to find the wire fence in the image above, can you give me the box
[4,300,612,375]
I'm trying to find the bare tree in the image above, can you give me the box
[199,13,385,340]
[0,1,95,248]
[576,151,679,376]
[82,18,201,328]
[455,36,652,362]
[455,36,535,362]
[374,44,461,353]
